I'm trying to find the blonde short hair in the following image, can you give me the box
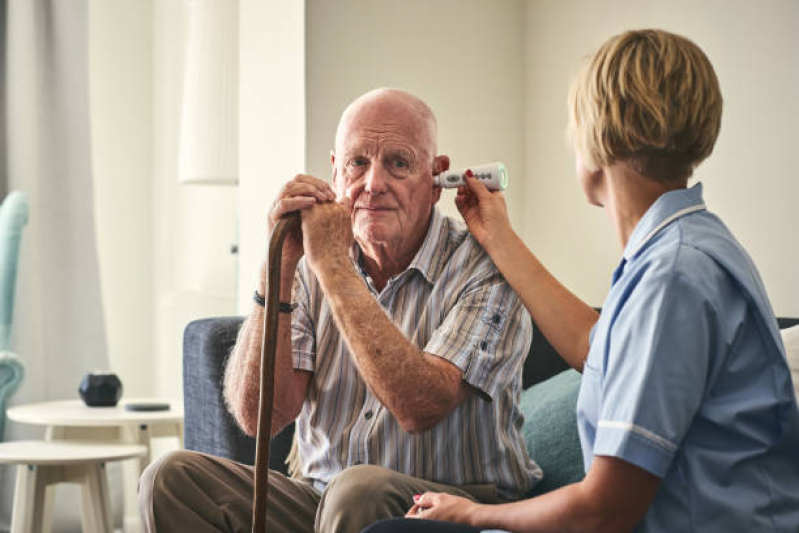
[568,29,723,183]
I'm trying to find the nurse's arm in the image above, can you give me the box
[480,228,598,371]
[457,177,598,371]
[469,456,661,532]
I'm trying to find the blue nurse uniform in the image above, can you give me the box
[577,183,799,531]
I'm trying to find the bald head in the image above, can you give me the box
[334,88,439,160]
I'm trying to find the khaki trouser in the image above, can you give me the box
[138,450,500,533]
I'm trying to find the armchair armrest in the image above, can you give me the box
[0,351,24,440]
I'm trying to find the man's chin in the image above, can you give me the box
[354,223,395,248]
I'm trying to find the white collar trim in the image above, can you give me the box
[624,204,706,260]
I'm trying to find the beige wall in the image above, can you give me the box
[523,0,799,315]
[304,0,526,226]
[237,0,306,312]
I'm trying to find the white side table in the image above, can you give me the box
[0,440,147,533]
[7,398,184,533]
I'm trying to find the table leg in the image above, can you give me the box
[77,462,114,533]
[121,424,152,533]
[10,464,50,533]
[42,426,65,532]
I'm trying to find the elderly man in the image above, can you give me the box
[138,88,538,532]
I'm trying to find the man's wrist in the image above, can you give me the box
[252,290,297,313]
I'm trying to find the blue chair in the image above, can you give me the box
[0,191,29,441]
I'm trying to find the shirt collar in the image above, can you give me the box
[623,182,707,262]
[406,206,447,284]
[350,207,447,285]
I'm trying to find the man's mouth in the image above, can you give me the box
[355,205,395,211]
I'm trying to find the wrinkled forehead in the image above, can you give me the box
[335,95,437,158]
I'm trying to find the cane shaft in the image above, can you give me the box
[252,212,301,533]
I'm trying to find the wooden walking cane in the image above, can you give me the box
[252,211,301,533]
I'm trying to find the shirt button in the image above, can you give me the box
[492,314,501,324]
[364,410,373,420]
[480,341,488,350]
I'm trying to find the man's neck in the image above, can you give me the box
[357,216,432,292]
[358,241,416,292]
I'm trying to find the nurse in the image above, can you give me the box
[363,29,799,532]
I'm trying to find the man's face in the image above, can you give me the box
[332,101,443,253]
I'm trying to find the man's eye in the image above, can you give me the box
[394,159,408,168]
[351,158,368,167]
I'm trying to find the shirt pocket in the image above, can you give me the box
[478,306,507,351]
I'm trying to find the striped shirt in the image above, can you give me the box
[291,207,540,499]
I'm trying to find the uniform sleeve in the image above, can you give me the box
[291,261,316,372]
[593,269,718,478]
[424,269,532,400]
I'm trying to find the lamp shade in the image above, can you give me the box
[178,0,239,185]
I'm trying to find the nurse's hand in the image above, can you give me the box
[455,172,512,252]
[406,492,480,526]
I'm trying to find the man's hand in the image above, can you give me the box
[301,200,354,272]
[269,174,336,269]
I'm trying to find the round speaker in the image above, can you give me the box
[78,372,123,407]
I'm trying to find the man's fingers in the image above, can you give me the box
[287,174,335,199]
[271,196,317,221]
[282,181,332,203]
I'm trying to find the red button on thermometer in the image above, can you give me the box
[434,162,508,191]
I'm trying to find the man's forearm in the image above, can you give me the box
[314,256,464,433]
[223,261,305,437]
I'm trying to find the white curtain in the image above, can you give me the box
[1,0,109,529]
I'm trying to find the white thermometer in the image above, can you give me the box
[434,162,508,191]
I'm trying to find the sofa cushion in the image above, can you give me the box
[782,325,799,401]
[520,369,584,497]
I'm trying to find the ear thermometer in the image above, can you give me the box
[434,162,508,191]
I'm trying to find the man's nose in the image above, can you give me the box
[364,163,389,194]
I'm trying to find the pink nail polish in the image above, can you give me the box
[413,494,420,501]
[465,169,474,178]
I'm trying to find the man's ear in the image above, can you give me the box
[330,150,339,188]
[431,155,449,205]
[433,155,450,176]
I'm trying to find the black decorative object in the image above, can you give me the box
[78,372,123,407]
